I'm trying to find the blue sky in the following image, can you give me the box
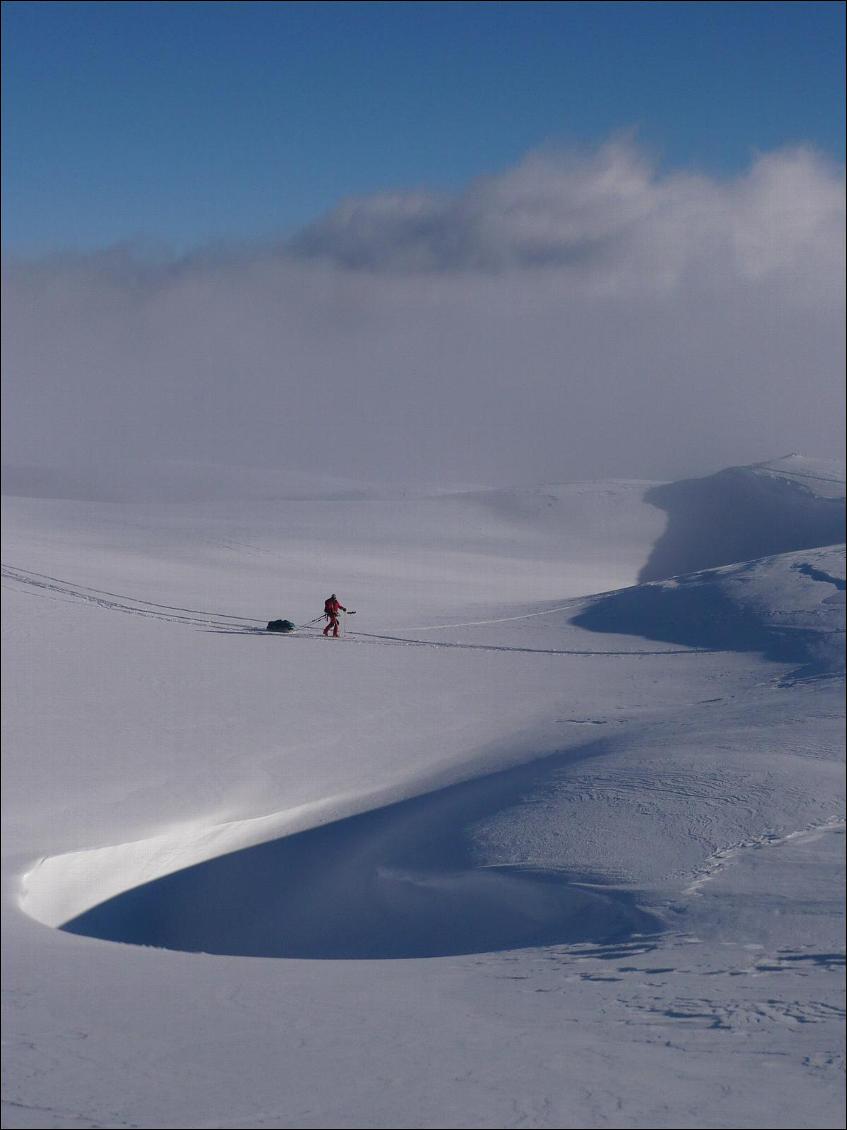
[3,0,845,253]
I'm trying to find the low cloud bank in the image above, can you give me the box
[3,141,844,487]
[291,140,844,291]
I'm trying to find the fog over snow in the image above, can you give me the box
[3,140,844,489]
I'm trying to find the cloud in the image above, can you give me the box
[289,140,845,298]
[2,141,844,488]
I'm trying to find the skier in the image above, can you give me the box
[322,594,347,637]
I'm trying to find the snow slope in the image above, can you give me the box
[639,454,845,580]
[2,459,844,1129]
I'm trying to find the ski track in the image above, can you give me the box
[1,564,266,622]
[1,563,710,657]
[682,816,847,895]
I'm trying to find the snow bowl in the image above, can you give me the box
[24,751,663,960]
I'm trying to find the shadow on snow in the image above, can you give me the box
[61,742,662,960]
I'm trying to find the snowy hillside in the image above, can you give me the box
[577,543,845,677]
[640,454,845,580]
[2,458,844,1129]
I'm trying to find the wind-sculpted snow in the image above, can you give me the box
[576,544,845,678]
[639,455,845,582]
[56,746,661,959]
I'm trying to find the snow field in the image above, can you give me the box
[2,457,844,1129]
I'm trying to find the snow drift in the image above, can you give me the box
[57,748,661,959]
[639,454,845,581]
[576,544,845,678]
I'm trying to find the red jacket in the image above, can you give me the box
[324,598,346,617]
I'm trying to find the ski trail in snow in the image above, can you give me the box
[682,816,847,895]
[3,563,713,656]
[1,563,266,622]
[342,627,704,656]
[401,605,584,630]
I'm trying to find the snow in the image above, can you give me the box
[2,459,844,1129]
